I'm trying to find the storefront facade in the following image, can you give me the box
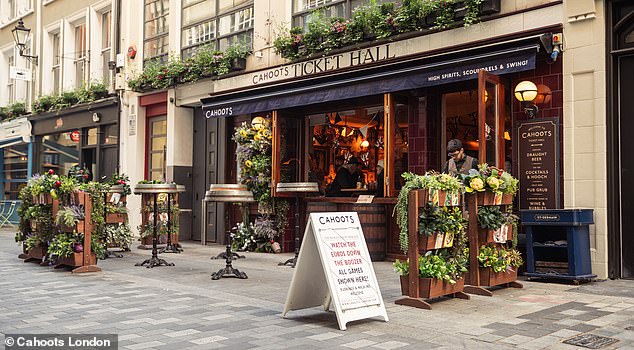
[121,0,614,278]
[28,97,120,180]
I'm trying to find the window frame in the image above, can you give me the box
[100,10,112,86]
[181,0,254,58]
[144,0,170,63]
[146,115,167,182]
[51,31,61,94]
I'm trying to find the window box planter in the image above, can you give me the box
[476,191,513,206]
[54,252,97,268]
[479,224,512,244]
[419,231,455,250]
[399,275,465,299]
[230,57,247,71]
[455,0,501,19]
[106,213,127,224]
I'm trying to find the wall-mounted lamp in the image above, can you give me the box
[533,84,552,105]
[251,116,266,130]
[514,80,539,118]
[11,19,38,64]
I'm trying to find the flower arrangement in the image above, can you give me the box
[274,0,489,60]
[231,222,257,252]
[477,244,523,273]
[461,163,519,195]
[110,173,132,196]
[69,165,91,184]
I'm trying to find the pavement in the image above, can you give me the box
[0,228,632,350]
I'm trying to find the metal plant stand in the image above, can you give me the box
[205,184,254,280]
[276,182,319,268]
[159,185,185,254]
[133,183,182,268]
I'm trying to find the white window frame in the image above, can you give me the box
[0,0,34,29]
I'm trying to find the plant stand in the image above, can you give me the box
[276,182,319,268]
[103,186,128,258]
[133,184,184,268]
[205,184,255,280]
[464,192,522,296]
[51,191,102,273]
[159,187,185,254]
[395,189,469,310]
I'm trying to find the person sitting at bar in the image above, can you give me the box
[443,139,478,175]
[326,157,363,197]
[376,159,384,197]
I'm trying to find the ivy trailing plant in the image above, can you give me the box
[463,0,484,26]
[105,223,133,251]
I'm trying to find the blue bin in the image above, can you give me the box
[520,209,596,281]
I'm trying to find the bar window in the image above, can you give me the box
[144,0,170,63]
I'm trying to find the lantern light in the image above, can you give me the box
[11,18,38,63]
[514,81,539,118]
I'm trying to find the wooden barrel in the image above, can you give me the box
[339,203,387,261]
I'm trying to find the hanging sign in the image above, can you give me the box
[70,130,81,142]
[10,66,31,81]
[516,118,560,210]
[282,212,388,330]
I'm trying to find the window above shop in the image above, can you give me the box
[292,0,392,29]
[181,0,253,58]
[144,0,170,64]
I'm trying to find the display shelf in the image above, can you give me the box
[395,189,469,310]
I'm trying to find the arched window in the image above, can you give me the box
[613,3,634,50]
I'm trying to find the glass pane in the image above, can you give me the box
[144,35,169,59]
[102,11,111,49]
[75,59,85,86]
[151,119,167,134]
[394,100,409,192]
[86,128,98,145]
[100,147,118,179]
[1,143,29,200]
[484,82,497,166]
[145,16,169,37]
[293,3,345,29]
[152,137,166,151]
[52,33,60,65]
[309,105,383,196]
[280,117,301,183]
[443,90,479,166]
[150,170,163,181]
[182,20,216,48]
[182,0,215,27]
[218,7,254,36]
[40,133,80,176]
[219,0,250,13]
[294,0,336,13]
[75,24,86,58]
[218,31,252,51]
[102,49,111,87]
[151,152,165,166]
[103,124,119,145]
[145,0,169,19]
[52,67,60,94]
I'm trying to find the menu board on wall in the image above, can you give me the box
[282,212,388,330]
[516,118,560,210]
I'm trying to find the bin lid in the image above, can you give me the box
[520,209,594,226]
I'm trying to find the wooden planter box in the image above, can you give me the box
[106,193,126,204]
[455,0,501,18]
[478,224,513,244]
[55,252,97,268]
[478,268,518,287]
[25,246,47,260]
[106,213,127,224]
[419,232,454,251]
[33,193,53,204]
[476,191,513,206]
[400,275,465,299]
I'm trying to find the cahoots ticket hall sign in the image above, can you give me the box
[202,43,538,118]
[516,118,560,210]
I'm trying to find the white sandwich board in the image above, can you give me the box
[282,212,389,330]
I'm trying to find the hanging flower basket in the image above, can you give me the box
[400,275,465,299]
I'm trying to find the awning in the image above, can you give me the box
[0,138,25,149]
[202,45,538,118]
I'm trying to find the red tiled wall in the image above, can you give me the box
[409,96,440,174]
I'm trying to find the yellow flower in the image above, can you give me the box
[470,178,484,191]
[240,130,247,137]
[254,134,261,141]
[245,160,252,167]
[487,177,500,190]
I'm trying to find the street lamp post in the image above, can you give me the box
[12,18,38,63]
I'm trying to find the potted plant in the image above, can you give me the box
[476,244,523,286]
[225,44,252,71]
[55,206,82,233]
[419,205,467,250]
[394,252,467,299]
[461,164,518,205]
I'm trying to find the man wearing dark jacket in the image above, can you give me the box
[443,139,478,175]
[326,157,362,197]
